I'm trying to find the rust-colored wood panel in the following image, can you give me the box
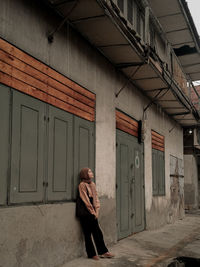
[0,72,94,122]
[116,110,138,128]
[116,121,138,137]
[116,117,138,133]
[152,130,164,141]
[0,38,95,101]
[0,59,94,115]
[152,139,164,148]
[152,144,164,152]
[152,136,164,147]
[0,49,95,108]
[151,130,164,151]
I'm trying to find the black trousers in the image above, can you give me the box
[80,215,108,258]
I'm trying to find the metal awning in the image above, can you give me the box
[149,0,200,82]
[44,0,200,126]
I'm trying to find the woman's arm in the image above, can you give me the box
[79,183,96,216]
[92,182,100,218]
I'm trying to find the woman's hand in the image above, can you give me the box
[93,213,98,219]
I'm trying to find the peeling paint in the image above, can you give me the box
[169,156,184,222]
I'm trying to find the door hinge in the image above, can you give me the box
[43,182,48,187]
[116,184,118,189]
[44,116,49,122]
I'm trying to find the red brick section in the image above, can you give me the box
[0,38,95,122]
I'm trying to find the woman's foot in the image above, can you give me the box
[100,252,114,258]
[92,255,99,260]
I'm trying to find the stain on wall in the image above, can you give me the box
[169,155,184,222]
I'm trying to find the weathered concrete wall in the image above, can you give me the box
[0,201,115,267]
[116,86,184,229]
[146,110,184,229]
[0,0,184,265]
[0,203,83,267]
[184,155,199,210]
[0,0,117,265]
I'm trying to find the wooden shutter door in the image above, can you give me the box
[0,84,10,205]
[10,91,45,204]
[74,116,94,198]
[116,131,133,239]
[152,149,158,195]
[158,150,165,195]
[47,105,73,201]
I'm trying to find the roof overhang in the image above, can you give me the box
[43,0,200,127]
[149,0,200,82]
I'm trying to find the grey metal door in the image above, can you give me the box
[47,105,73,201]
[73,116,95,198]
[116,129,144,239]
[10,91,45,204]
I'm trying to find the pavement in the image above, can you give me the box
[61,211,200,267]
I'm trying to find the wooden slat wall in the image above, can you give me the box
[116,110,138,137]
[152,130,164,152]
[0,38,95,121]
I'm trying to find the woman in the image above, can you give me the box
[76,167,114,260]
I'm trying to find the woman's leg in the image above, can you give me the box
[91,218,108,255]
[80,217,97,258]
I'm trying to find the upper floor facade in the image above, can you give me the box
[43,0,200,127]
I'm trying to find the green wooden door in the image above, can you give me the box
[10,91,45,204]
[152,149,165,196]
[0,84,10,205]
[133,143,145,233]
[116,129,144,239]
[47,105,73,201]
[73,116,95,199]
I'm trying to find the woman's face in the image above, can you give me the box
[88,169,94,179]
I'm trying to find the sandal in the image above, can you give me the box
[100,252,114,258]
[92,255,99,260]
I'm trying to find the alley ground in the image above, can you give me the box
[62,210,200,267]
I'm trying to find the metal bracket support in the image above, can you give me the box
[47,0,79,43]
[115,62,145,98]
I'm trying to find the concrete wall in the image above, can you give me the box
[184,155,199,210]
[116,83,184,229]
[0,0,184,265]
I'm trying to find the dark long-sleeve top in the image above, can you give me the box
[79,181,100,218]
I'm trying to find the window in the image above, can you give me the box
[127,0,134,24]
[117,0,124,12]
[152,130,165,196]
[149,25,155,49]
[136,6,141,35]
[140,15,145,41]
[0,85,95,205]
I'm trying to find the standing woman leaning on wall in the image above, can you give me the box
[76,167,114,260]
